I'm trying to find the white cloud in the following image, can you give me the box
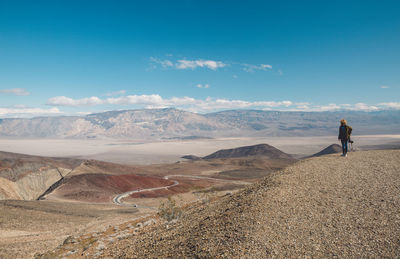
[196,84,210,89]
[290,102,392,112]
[47,96,103,106]
[378,102,400,109]
[253,101,292,107]
[0,88,30,96]
[176,60,227,70]
[106,94,165,106]
[293,102,311,110]
[315,104,342,111]
[150,57,226,70]
[76,111,93,115]
[0,107,60,117]
[242,63,272,72]
[352,103,379,111]
[380,85,390,89]
[47,94,296,112]
[167,96,198,106]
[150,56,277,73]
[105,90,126,96]
[46,94,400,113]
[149,57,174,68]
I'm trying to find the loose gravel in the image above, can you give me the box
[101,150,400,258]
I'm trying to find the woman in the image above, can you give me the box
[338,119,350,157]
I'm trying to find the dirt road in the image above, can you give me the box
[112,174,250,207]
[112,180,179,207]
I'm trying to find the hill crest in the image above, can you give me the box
[203,143,293,160]
[312,144,342,157]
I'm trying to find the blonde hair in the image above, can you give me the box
[340,119,347,125]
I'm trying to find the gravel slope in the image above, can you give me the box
[102,150,400,258]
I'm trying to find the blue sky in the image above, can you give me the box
[0,0,399,117]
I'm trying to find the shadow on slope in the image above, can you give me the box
[311,144,342,157]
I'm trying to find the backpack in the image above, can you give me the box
[347,126,352,138]
[347,126,354,145]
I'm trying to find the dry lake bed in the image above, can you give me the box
[0,135,399,165]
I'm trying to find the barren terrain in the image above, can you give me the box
[38,150,400,258]
[1,138,399,258]
[0,200,140,259]
[0,143,297,258]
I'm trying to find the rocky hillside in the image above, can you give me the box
[41,150,400,258]
[0,151,81,200]
[203,143,293,160]
[1,108,399,139]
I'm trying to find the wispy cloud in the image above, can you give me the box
[380,85,390,89]
[47,96,104,106]
[0,107,60,117]
[196,84,210,89]
[176,60,227,70]
[150,57,227,70]
[241,63,272,72]
[149,57,174,69]
[150,57,276,72]
[105,90,127,96]
[0,88,30,96]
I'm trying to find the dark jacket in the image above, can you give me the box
[338,125,349,141]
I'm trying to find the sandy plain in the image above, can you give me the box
[0,135,399,165]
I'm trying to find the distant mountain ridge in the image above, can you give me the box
[0,108,399,139]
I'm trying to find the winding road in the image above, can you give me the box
[112,179,179,207]
[112,175,250,207]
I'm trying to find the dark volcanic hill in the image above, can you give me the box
[312,144,342,157]
[203,144,293,160]
[181,155,202,160]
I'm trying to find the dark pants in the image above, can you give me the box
[341,140,348,154]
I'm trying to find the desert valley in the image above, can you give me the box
[0,109,399,258]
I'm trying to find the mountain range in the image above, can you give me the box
[0,108,399,139]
